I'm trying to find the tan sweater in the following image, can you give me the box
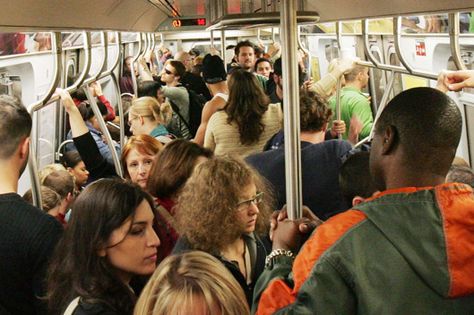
[204,103,283,157]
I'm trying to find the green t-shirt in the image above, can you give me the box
[328,86,373,140]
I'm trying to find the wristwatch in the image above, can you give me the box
[265,248,295,268]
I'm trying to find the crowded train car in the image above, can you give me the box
[1,0,474,314]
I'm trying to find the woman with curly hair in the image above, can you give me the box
[173,156,274,306]
[46,178,160,315]
[134,251,250,315]
[204,69,282,157]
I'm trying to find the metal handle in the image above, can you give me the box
[83,86,124,178]
[131,33,143,96]
[394,17,438,80]
[449,13,467,71]
[281,0,302,220]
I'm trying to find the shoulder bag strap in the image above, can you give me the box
[63,297,80,315]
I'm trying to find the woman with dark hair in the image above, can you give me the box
[204,69,282,157]
[173,156,274,306]
[120,56,136,95]
[147,139,213,259]
[46,178,160,315]
[61,150,89,192]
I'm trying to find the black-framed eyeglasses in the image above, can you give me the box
[164,68,174,75]
[236,192,264,209]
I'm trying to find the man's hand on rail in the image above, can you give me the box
[337,57,357,74]
[270,205,323,252]
[330,120,346,138]
[443,70,474,91]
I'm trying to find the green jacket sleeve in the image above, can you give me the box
[252,256,357,315]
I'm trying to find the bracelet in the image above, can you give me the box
[265,249,295,268]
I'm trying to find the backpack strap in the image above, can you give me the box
[156,205,177,231]
[63,297,80,315]
[169,100,192,134]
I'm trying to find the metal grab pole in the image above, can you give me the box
[131,33,143,96]
[27,32,62,208]
[335,78,343,139]
[449,13,467,71]
[83,87,124,178]
[367,71,396,142]
[220,30,226,59]
[281,0,302,220]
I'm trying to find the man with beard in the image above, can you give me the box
[0,95,62,314]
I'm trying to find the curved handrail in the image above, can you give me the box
[27,32,62,113]
[336,21,343,52]
[394,17,438,80]
[66,31,91,93]
[27,32,62,208]
[83,86,124,178]
[362,19,407,74]
[99,31,121,78]
[55,139,74,161]
[297,25,311,79]
[131,33,143,96]
[449,13,467,71]
[83,31,107,85]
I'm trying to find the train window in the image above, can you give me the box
[367,18,393,34]
[401,15,448,34]
[0,32,53,56]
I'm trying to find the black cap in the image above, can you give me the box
[202,54,227,84]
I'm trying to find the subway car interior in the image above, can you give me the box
[1,0,474,314]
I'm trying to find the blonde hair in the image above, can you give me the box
[39,164,67,184]
[130,96,172,125]
[134,251,250,315]
[23,186,61,212]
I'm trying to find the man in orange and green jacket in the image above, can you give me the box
[252,87,474,314]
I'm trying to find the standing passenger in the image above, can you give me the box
[147,139,213,259]
[253,87,474,314]
[247,91,352,219]
[204,69,282,157]
[134,251,250,315]
[61,150,89,192]
[128,96,174,144]
[160,60,192,139]
[328,65,373,140]
[0,95,63,315]
[174,156,273,306]
[46,179,160,315]
[194,54,229,145]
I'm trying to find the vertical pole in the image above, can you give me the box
[281,0,302,220]
[220,30,226,59]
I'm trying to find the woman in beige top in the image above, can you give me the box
[204,69,282,157]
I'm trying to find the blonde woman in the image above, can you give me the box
[128,96,174,144]
[134,251,250,315]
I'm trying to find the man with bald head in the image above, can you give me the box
[174,50,211,100]
[252,86,474,314]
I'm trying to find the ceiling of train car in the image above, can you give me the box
[308,0,474,22]
[0,0,474,32]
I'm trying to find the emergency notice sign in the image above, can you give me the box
[416,40,426,56]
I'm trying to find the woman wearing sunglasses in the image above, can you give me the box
[173,155,274,307]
